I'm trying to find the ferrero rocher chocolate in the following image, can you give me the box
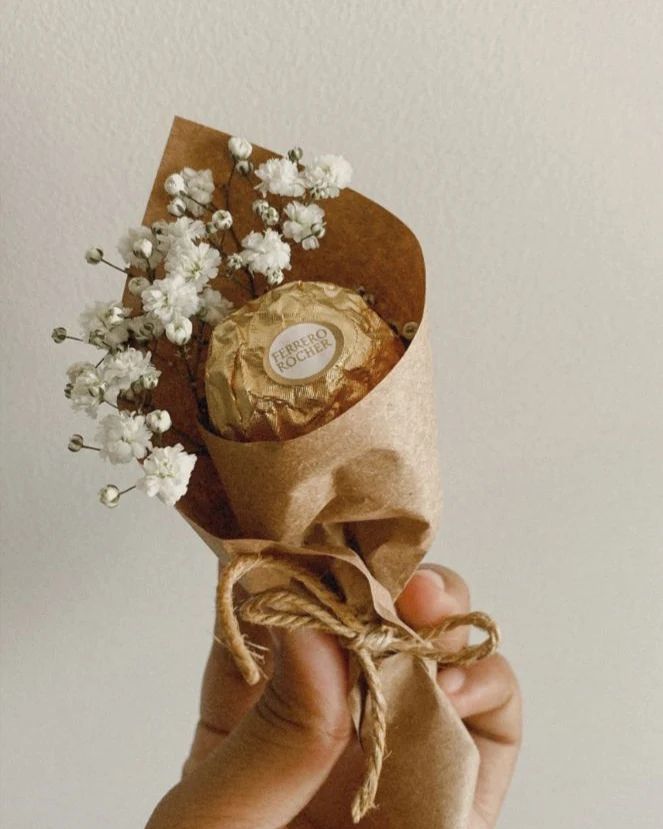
[205,281,404,441]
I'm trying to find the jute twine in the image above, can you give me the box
[216,553,500,824]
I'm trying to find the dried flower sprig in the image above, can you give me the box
[54,135,353,507]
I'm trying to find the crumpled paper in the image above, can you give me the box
[131,116,480,828]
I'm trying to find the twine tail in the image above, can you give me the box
[351,648,388,822]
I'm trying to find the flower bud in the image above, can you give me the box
[228,136,252,160]
[51,326,67,343]
[252,199,269,217]
[105,305,126,326]
[132,238,153,260]
[234,159,253,176]
[310,222,325,238]
[401,321,419,341]
[164,172,186,197]
[165,318,193,346]
[88,330,107,348]
[128,276,150,296]
[265,267,284,287]
[211,209,233,231]
[68,434,85,452]
[85,247,103,264]
[141,368,160,390]
[168,197,187,217]
[64,383,73,399]
[263,207,279,227]
[146,409,172,434]
[99,485,121,508]
[301,236,321,251]
[151,219,168,235]
[226,253,243,272]
[288,147,303,163]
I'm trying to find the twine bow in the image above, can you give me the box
[217,553,499,823]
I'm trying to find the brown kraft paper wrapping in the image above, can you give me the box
[134,117,482,828]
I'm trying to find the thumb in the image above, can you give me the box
[146,628,352,829]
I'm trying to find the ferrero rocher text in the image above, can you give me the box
[204,281,404,441]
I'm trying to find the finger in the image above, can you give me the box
[147,628,352,829]
[396,564,472,652]
[184,565,275,775]
[438,655,522,827]
[183,623,274,776]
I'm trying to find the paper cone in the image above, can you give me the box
[129,116,480,828]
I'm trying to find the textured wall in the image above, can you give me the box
[2,1,662,827]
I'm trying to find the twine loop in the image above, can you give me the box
[216,553,499,823]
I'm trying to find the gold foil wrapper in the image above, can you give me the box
[205,280,404,441]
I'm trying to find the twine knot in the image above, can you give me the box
[216,553,499,823]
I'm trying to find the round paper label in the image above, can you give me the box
[264,321,344,384]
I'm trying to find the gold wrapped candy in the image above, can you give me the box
[205,280,404,441]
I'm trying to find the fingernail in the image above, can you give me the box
[414,568,445,592]
[439,667,465,695]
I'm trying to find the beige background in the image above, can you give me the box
[2,1,662,827]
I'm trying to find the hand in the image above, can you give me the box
[145,565,522,829]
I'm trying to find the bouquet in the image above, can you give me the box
[54,117,499,826]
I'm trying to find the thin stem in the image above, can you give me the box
[178,346,206,420]
[118,485,136,496]
[184,193,220,214]
[101,258,128,274]
[82,444,100,452]
[222,164,258,298]
[65,335,86,343]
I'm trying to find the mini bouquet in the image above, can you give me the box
[55,117,499,826]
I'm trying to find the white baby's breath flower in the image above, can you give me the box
[127,276,151,296]
[99,484,121,508]
[240,229,291,276]
[128,313,164,342]
[95,411,152,464]
[165,239,221,290]
[117,226,163,270]
[254,157,305,197]
[79,300,130,349]
[141,275,200,325]
[132,238,153,261]
[164,172,186,197]
[137,444,196,506]
[252,199,269,218]
[67,362,106,417]
[228,136,252,160]
[282,201,326,249]
[165,317,193,346]
[265,268,285,287]
[141,363,161,390]
[302,154,352,199]
[226,252,243,271]
[199,287,234,325]
[210,209,233,231]
[145,409,171,434]
[101,348,159,403]
[181,167,214,216]
[168,197,187,217]
[155,217,207,254]
[85,247,103,264]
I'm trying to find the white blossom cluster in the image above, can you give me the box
[55,134,351,509]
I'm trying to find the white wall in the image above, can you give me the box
[2,2,662,827]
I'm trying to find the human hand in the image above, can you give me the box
[145,565,521,829]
